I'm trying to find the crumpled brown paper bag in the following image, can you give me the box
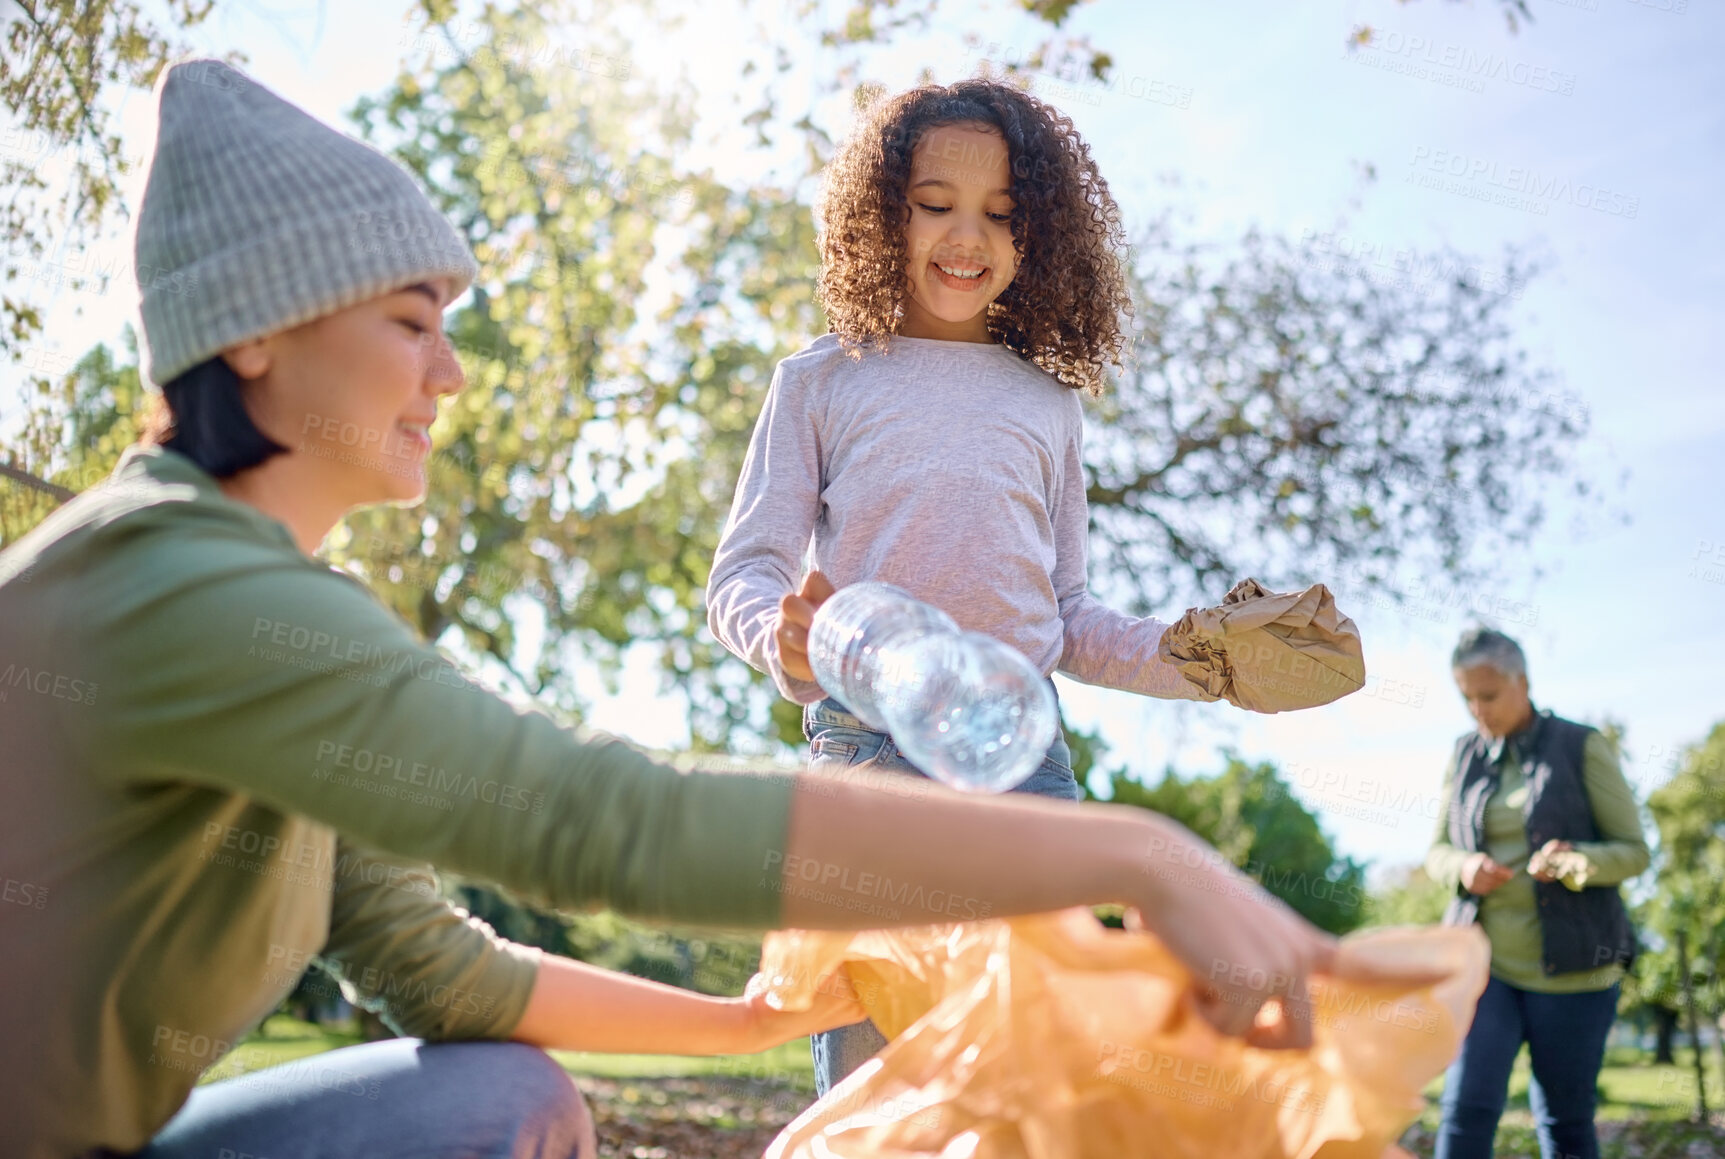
[758,912,1488,1159]
[1158,578,1366,713]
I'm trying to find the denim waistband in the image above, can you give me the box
[807,680,1066,752]
[812,675,1059,724]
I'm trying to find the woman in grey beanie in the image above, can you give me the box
[0,59,1336,1159]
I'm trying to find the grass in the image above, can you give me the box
[221,1017,1716,1117]
[215,1017,1725,1157]
[1416,1044,1725,1123]
[207,1014,817,1089]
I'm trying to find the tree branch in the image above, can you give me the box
[0,462,75,502]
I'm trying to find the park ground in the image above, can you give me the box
[211,1016,1725,1158]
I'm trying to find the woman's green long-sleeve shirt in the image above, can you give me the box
[0,446,797,1158]
[1425,729,1649,993]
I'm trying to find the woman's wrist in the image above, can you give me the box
[732,992,776,1053]
[1125,809,1235,913]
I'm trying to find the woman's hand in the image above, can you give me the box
[739,968,869,1051]
[775,570,836,684]
[1460,851,1515,895]
[1528,839,1581,884]
[1129,828,1337,1050]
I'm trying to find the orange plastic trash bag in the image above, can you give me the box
[757,911,1488,1159]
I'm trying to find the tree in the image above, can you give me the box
[1636,723,1725,1120]
[1,0,225,369]
[1090,754,1369,935]
[0,329,147,542]
[1365,864,1449,928]
[790,0,1537,135]
[320,0,826,751]
[4,0,1595,750]
[1088,217,1581,614]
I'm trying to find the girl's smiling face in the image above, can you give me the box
[899,122,1018,342]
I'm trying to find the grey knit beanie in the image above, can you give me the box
[133,58,478,386]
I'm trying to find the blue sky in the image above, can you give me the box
[6,0,1721,873]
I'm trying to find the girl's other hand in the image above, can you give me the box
[740,968,869,1051]
[776,569,836,683]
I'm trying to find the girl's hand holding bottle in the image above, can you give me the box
[775,570,837,684]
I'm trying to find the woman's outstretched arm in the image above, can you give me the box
[776,764,1336,1047]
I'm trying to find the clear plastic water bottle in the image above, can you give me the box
[807,582,1058,794]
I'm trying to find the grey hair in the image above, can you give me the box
[1451,627,1526,680]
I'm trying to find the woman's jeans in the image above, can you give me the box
[1434,976,1620,1159]
[803,691,1082,1097]
[113,1038,592,1158]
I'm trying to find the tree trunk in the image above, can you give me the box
[1677,930,1710,1122]
[1712,939,1725,1111]
[1654,1004,1679,1065]
[1714,1001,1725,1116]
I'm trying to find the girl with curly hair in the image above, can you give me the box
[708,78,1280,1094]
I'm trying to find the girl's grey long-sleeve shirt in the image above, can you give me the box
[706,334,1207,705]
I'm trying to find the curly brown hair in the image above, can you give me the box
[816,78,1133,395]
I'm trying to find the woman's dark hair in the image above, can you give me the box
[139,356,288,478]
[816,77,1133,396]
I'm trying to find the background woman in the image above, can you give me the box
[1427,627,1649,1159]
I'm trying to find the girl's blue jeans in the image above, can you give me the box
[802,690,1082,1097]
[1434,975,1620,1159]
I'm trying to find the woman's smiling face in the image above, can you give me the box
[226,279,465,508]
[899,122,1018,341]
